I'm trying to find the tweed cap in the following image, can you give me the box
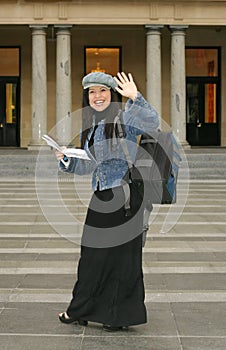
[82,72,117,90]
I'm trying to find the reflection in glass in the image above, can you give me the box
[186,48,218,77]
[6,83,16,124]
[205,84,216,123]
[186,83,200,124]
[85,47,120,76]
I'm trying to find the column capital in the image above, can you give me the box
[145,25,164,34]
[54,24,72,34]
[54,25,72,38]
[29,25,48,31]
[169,25,189,34]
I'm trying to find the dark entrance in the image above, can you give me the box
[0,78,20,147]
[186,47,220,146]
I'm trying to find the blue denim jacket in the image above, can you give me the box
[59,92,159,191]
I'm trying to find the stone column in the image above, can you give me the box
[55,25,72,145]
[29,25,48,149]
[145,25,164,117]
[170,25,188,145]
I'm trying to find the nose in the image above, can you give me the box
[94,90,102,98]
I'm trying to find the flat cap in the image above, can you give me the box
[82,72,117,90]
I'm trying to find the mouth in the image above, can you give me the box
[94,100,105,106]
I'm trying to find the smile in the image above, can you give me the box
[94,100,105,105]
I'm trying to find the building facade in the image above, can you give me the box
[0,0,225,148]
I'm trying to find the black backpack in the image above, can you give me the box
[115,115,181,246]
[115,112,181,206]
[134,130,181,205]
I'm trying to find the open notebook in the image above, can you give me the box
[42,134,90,160]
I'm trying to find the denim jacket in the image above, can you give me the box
[59,92,159,191]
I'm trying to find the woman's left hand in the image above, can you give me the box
[114,72,138,101]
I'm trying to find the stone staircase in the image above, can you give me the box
[1,149,226,349]
[0,149,55,179]
[0,147,226,180]
[184,148,226,180]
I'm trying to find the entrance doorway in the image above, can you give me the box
[0,78,20,147]
[186,47,220,146]
[0,47,20,147]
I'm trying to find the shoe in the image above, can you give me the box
[103,324,128,332]
[59,312,88,326]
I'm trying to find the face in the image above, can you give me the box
[88,86,111,112]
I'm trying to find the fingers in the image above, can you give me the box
[118,72,129,82]
[113,75,122,87]
[128,73,134,82]
[114,72,133,86]
[55,151,63,161]
[114,72,137,100]
[55,147,66,161]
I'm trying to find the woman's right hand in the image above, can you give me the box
[114,72,138,101]
[55,146,66,161]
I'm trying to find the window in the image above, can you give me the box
[186,48,218,77]
[0,48,19,76]
[85,47,121,76]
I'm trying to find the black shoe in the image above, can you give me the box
[78,319,88,326]
[103,324,128,332]
[59,312,88,326]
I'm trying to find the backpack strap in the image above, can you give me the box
[113,114,133,216]
[113,114,133,168]
[114,115,151,244]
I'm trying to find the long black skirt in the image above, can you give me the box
[66,184,147,327]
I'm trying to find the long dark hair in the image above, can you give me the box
[80,89,123,149]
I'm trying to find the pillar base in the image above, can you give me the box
[180,141,191,149]
[28,142,51,151]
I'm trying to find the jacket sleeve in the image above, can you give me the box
[123,92,160,135]
[59,156,96,175]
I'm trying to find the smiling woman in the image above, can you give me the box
[55,71,159,332]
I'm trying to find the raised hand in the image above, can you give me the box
[55,146,66,161]
[114,72,138,101]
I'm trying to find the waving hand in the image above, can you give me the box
[114,72,138,101]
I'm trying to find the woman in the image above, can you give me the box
[56,71,159,331]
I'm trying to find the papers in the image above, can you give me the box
[42,134,90,160]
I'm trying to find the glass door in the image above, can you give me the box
[186,79,220,146]
[186,48,220,146]
[0,78,20,146]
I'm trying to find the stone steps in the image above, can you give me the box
[0,148,226,179]
[0,180,226,349]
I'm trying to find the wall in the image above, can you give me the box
[0,24,226,147]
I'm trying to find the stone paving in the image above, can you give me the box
[0,167,226,349]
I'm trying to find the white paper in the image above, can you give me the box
[42,134,90,160]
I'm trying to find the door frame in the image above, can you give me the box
[185,46,221,146]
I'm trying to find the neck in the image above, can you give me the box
[91,104,112,124]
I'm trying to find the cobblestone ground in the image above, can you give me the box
[0,179,226,350]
